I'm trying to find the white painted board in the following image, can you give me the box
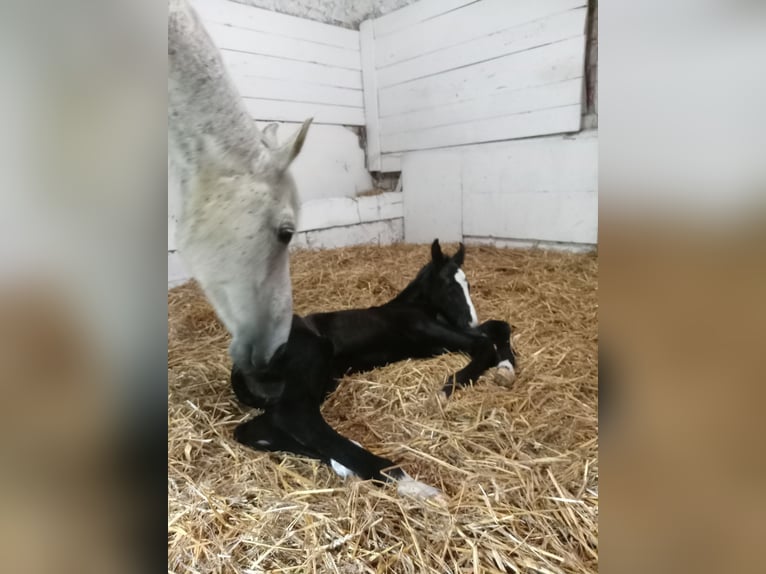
[375,0,585,68]
[401,150,462,244]
[243,98,364,125]
[382,104,582,152]
[206,22,360,70]
[377,7,587,88]
[378,36,586,118]
[221,51,362,90]
[372,0,478,38]
[298,192,403,232]
[461,132,598,244]
[400,131,597,246]
[192,0,360,50]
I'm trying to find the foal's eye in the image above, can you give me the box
[277,226,294,245]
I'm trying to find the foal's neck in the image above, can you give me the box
[385,266,431,307]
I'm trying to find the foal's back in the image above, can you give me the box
[304,305,441,376]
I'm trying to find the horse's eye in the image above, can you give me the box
[277,226,294,245]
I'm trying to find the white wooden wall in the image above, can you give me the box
[193,0,364,126]
[402,131,597,246]
[361,0,589,171]
[169,0,597,285]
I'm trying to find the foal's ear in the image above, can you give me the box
[272,117,313,171]
[431,238,445,266]
[454,243,465,267]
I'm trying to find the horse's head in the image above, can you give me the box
[183,119,313,374]
[424,239,479,330]
[231,119,315,373]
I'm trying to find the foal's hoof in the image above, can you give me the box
[397,474,449,507]
[493,361,516,388]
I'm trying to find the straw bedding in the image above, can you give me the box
[168,243,598,574]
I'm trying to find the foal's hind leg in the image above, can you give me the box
[262,401,443,503]
[235,412,370,480]
[235,413,327,462]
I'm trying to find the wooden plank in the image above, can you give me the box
[381,104,582,152]
[378,36,585,117]
[461,132,597,244]
[234,76,363,108]
[206,22,361,70]
[375,0,585,68]
[192,0,360,51]
[297,197,359,231]
[243,98,365,125]
[377,8,587,87]
[380,78,581,136]
[464,236,596,252]
[462,190,598,244]
[297,193,403,232]
[459,131,598,195]
[380,153,402,173]
[401,150,463,243]
[295,219,403,250]
[359,20,382,171]
[373,0,479,38]
[357,192,404,223]
[221,50,362,90]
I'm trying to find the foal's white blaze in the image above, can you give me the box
[454,269,479,327]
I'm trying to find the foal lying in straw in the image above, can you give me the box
[232,240,518,503]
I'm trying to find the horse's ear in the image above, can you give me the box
[431,239,445,266]
[454,243,465,267]
[262,123,280,148]
[272,117,313,171]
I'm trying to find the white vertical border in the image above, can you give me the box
[359,19,382,171]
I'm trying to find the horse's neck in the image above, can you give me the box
[169,0,267,180]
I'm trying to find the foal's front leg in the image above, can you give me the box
[416,323,502,397]
[477,320,517,384]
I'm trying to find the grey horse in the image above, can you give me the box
[168,0,312,373]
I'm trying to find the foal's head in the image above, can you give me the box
[423,239,479,329]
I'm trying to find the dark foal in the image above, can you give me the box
[231,240,517,501]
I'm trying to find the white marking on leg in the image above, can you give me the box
[454,269,479,327]
[255,440,270,446]
[494,359,516,387]
[330,440,361,480]
[330,459,355,479]
[497,360,515,377]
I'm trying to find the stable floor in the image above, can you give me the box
[168,242,598,574]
